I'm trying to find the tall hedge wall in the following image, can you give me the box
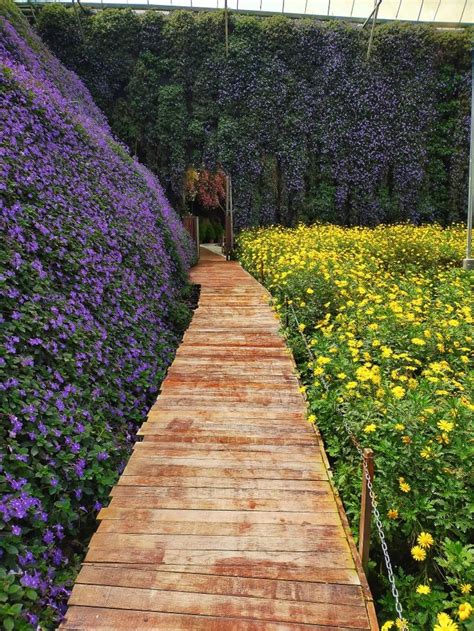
[37,8,472,229]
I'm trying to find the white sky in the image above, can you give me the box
[17,0,474,23]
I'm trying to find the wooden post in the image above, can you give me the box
[195,216,200,260]
[359,448,374,573]
[183,215,200,260]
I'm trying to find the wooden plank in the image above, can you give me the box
[116,476,320,490]
[97,520,345,538]
[111,481,332,497]
[87,532,349,553]
[61,606,367,630]
[105,494,338,513]
[131,445,323,463]
[121,463,328,481]
[68,584,370,628]
[145,409,308,421]
[137,434,316,446]
[121,460,323,479]
[97,507,344,527]
[76,565,364,605]
[85,547,354,569]
[79,561,363,585]
[140,421,313,434]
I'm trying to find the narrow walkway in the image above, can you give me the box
[61,249,378,630]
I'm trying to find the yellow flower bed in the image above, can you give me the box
[238,224,473,630]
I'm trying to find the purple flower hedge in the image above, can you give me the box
[0,4,193,628]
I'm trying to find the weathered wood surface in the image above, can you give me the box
[61,248,378,630]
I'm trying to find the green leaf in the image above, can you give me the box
[3,618,14,631]
[25,589,37,601]
[7,585,21,595]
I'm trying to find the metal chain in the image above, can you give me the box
[279,288,407,629]
[341,417,407,629]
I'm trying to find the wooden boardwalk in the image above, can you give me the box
[61,248,378,630]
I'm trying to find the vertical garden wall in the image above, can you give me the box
[37,7,472,228]
[0,1,193,627]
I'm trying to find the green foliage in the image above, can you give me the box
[36,8,472,227]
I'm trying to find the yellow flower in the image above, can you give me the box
[399,477,411,493]
[396,619,409,630]
[313,367,325,377]
[308,414,317,423]
[417,532,434,549]
[356,366,372,381]
[306,287,314,294]
[411,545,426,561]
[363,423,377,433]
[317,356,331,365]
[460,583,472,594]
[437,420,454,433]
[299,385,306,394]
[416,584,431,595]
[420,447,433,459]
[458,602,473,621]
[346,381,358,390]
[434,612,459,631]
[337,372,347,379]
[402,435,411,444]
[387,508,399,520]
[411,337,426,346]
[395,423,405,431]
[391,386,406,399]
[381,622,394,631]
[298,323,306,332]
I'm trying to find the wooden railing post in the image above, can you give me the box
[359,448,374,573]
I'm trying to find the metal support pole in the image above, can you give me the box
[359,448,374,573]
[366,1,381,61]
[224,175,233,260]
[224,0,229,58]
[463,47,474,270]
[229,175,233,252]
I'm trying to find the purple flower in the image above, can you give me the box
[18,551,35,566]
[20,572,40,590]
[0,10,192,627]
